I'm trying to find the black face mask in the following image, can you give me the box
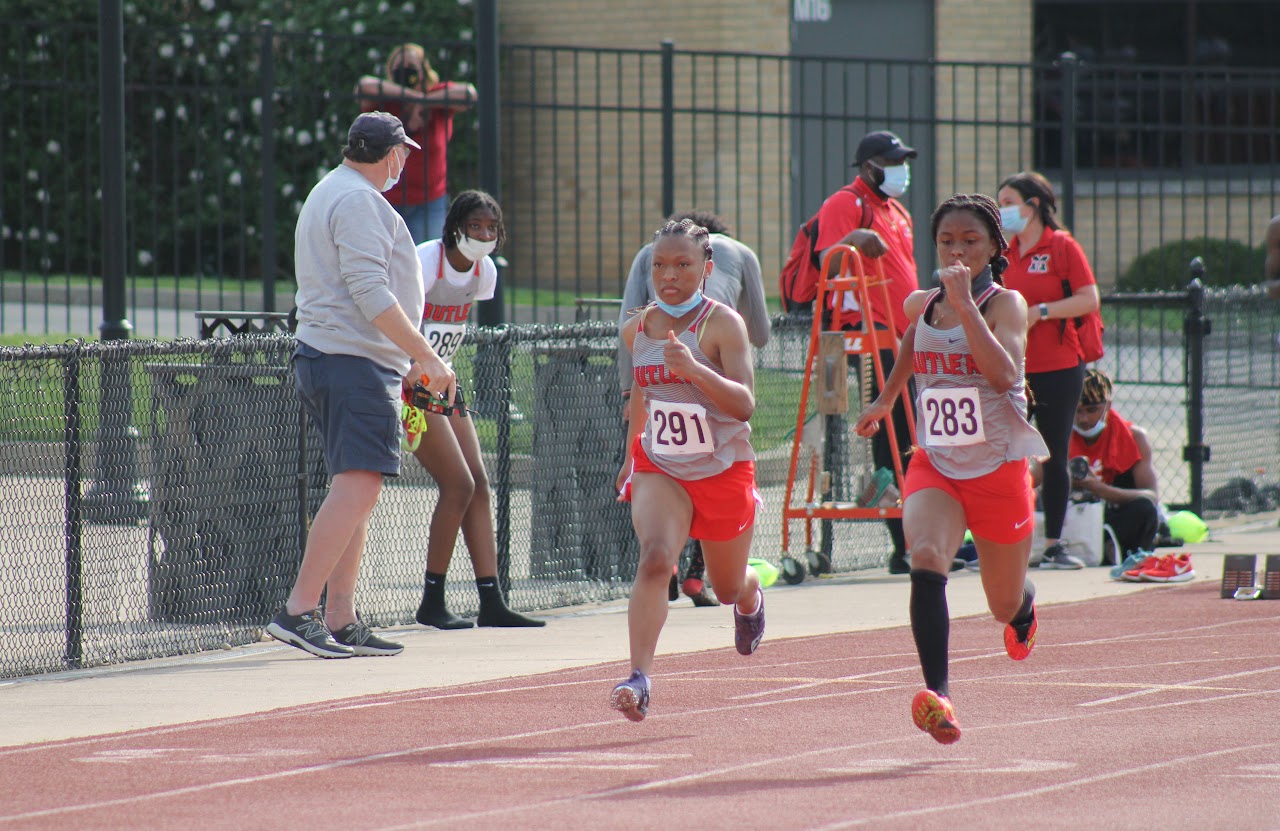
[392,65,422,88]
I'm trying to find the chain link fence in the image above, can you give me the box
[2,285,1278,677]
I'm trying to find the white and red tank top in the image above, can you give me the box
[632,299,754,480]
[911,286,1048,479]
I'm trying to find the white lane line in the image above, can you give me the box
[1078,665,1280,706]
[807,744,1275,831]
[2,669,1276,825]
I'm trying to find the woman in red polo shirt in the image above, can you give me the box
[997,171,1100,570]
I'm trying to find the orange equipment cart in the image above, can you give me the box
[778,245,917,583]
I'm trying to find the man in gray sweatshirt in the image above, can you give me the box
[266,111,454,659]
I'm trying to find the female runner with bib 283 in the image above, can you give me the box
[408,190,544,629]
[855,193,1049,745]
[610,218,765,722]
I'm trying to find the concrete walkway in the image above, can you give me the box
[2,512,1278,748]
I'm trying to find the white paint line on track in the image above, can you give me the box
[806,744,1275,831]
[1078,665,1280,706]
[2,666,1277,825]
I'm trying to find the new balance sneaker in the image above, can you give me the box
[1004,605,1037,661]
[911,689,961,745]
[1110,551,1151,581]
[1038,542,1085,570]
[1121,554,1167,582]
[1139,553,1196,583]
[734,588,766,655]
[265,608,354,659]
[331,621,405,656]
[610,670,651,722]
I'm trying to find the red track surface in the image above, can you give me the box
[2,582,1278,831]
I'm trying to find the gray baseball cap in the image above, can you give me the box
[347,111,422,152]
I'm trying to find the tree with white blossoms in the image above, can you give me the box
[2,0,475,284]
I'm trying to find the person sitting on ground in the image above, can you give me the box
[1067,368,1160,560]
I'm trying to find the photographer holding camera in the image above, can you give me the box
[356,43,477,244]
[1067,369,1160,559]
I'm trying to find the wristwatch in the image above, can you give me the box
[1039,302,1050,320]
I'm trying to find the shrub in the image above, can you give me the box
[1119,237,1267,292]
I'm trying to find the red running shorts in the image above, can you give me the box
[625,435,761,542]
[903,451,1035,544]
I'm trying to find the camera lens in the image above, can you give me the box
[1069,456,1090,481]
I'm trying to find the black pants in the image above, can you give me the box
[850,338,914,559]
[1105,498,1160,556]
[1027,363,1086,541]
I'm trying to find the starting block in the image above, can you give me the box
[1263,555,1280,600]
[1221,555,1258,599]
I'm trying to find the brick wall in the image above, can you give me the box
[497,1,790,300]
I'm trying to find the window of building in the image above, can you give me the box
[1034,1,1280,171]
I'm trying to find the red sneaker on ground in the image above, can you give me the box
[911,689,961,745]
[1121,554,1167,582]
[1140,553,1196,583]
[1004,605,1037,661]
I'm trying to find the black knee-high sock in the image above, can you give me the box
[1010,579,1036,641]
[910,569,950,697]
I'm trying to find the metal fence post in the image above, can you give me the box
[1058,51,1078,231]
[661,40,675,219]
[63,348,84,669]
[475,0,503,327]
[259,21,277,312]
[85,0,148,524]
[1183,258,1211,517]
[490,331,513,593]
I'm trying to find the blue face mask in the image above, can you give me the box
[877,162,910,198]
[1073,414,1107,439]
[1000,204,1028,235]
[655,290,704,317]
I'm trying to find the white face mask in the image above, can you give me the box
[1000,204,1028,235]
[879,162,910,198]
[455,233,497,262]
[1073,414,1107,439]
[380,150,403,193]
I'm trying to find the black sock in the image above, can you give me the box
[415,571,474,629]
[476,578,546,627]
[1010,580,1036,642]
[910,569,950,697]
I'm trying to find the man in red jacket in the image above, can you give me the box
[1068,369,1160,558]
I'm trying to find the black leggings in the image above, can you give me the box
[851,343,914,558]
[1027,363,1086,540]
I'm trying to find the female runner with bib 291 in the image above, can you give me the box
[855,193,1049,744]
[610,218,765,722]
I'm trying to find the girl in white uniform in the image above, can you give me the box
[609,219,765,722]
[409,191,544,629]
[856,193,1047,745]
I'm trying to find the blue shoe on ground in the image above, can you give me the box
[734,588,766,655]
[1110,550,1150,581]
[610,669,651,722]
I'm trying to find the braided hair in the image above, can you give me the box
[669,210,732,238]
[930,193,1009,284]
[653,217,713,261]
[1079,368,1113,406]
[441,190,505,251]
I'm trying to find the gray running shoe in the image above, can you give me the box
[331,621,404,656]
[1038,542,1085,570]
[265,608,354,658]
